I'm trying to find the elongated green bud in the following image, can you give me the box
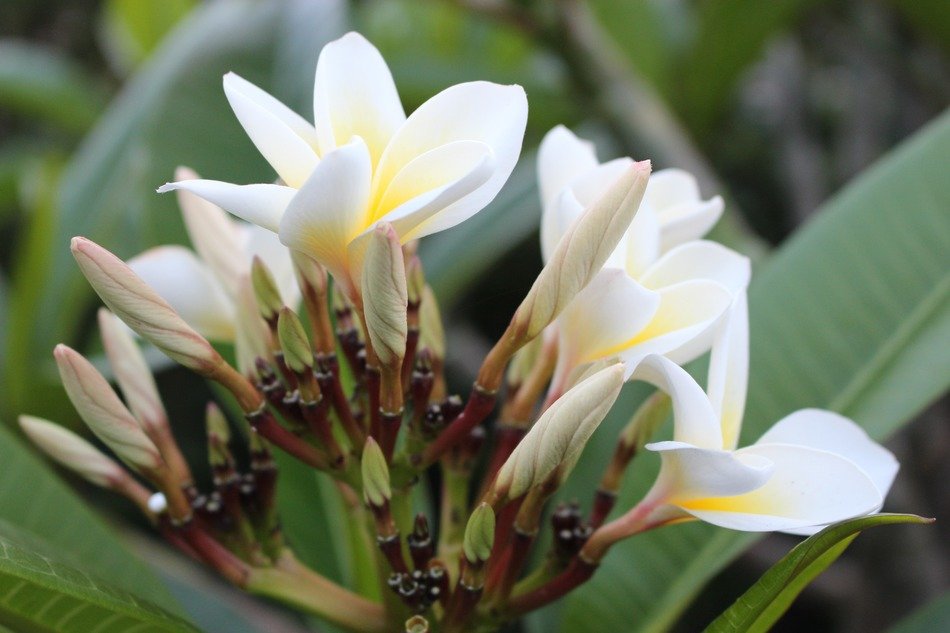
[492,363,625,504]
[276,307,313,374]
[54,344,163,475]
[361,438,391,508]
[19,415,125,487]
[406,255,424,306]
[463,503,495,564]
[418,285,444,359]
[71,237,223,374]
[251,256,284,322]
[361,223,408,369]
[511,161,651,342]
[97,308,167,432]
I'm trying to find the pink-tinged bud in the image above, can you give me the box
[54,344,163,475]
[234,274,274,376]
[512,161,651,342]
[71,236,223,374]
[361,223,408,370]
[97,309,167,432]
[19,415,125,487]
[491,363,625,505]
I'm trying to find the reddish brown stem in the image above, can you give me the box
[505,557,597,616]
[379,410,403,462]
[589,490,618,529]
[247,408,328,470]
[479,425,527,499]
[365,366,382,440]
[421,386,497,466]
[316,361,365,449]
[176,519,250,586]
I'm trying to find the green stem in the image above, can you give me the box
[438,466,470,581]
[247,551,388,633]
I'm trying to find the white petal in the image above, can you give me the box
[646,441,773,502]
[683,443,883,532]
[174,167,245,294]
[278,138,372,278]
[223,73,319,188]
[373,80,527,231]
[537,125,599,211]
[557,269,660,367]
[239,223,301,309]
[646,169,723,250]
[620,200,661,278]
[633,355,721,448]
[706,290,749,450]
[221,72,319,147]
[370,140,495,231]
[313,32,405,166]
[617,280,733,368]
[157,180,295,233]
[541,188,584,264]
[756,409,899,503]
[640,240,750,294]
[127,246,235,341]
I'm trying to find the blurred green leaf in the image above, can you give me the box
[706,514,933,633]
[889,0,950,55]
[0,520,198,632]
[888,590,950,633]
[0,40,107,133]
[99,0,198,75]
[0,422,181,614]
[554,111,950,632]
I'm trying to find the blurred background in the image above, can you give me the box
[0,0,947,631]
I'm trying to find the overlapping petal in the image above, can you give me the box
[278,138,372,285]
[645,169,724,252]
[127,246,235,341]
[537,125,598,211]
[313,32,406,166]
[224,72,320,187]
[640,241,750,295]
[706,291,749,449]
[634,355,721,448]
[158,180,295,233]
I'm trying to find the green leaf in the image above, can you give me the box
[888,590,950,633]
[0,422,181,614]
[0,520,199,632]
[557,111,950,632]
[0,41,107,133]
[706,514,933,633]
[99,0,198,75]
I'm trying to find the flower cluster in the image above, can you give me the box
[19,33,897,632]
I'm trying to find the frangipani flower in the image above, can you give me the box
[159,32,528,298]
[131,167,297,342]
[627,292,899,533]
[536,126,749,385]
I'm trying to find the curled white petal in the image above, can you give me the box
[706,290,749,450]
[632,355,722,449]
[157,180,295,233]
[537,125,599,211]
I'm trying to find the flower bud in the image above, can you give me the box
[175,166,243,292]
[418,285,444,360]
[361,223,408,370]
[361,437,392,508]
[19,415,125,487]
[205,402,231,444]
[462,503,495,565]
[492,363,625,504]
[97,309,167,432]
[506,333,542,388]
[54,344,163,475]
[234,274,274,376]
[251,255,284,322]
[291,250,328,297]
[511,161,651,341]
[276,307,313,375]
[71,237,223,374]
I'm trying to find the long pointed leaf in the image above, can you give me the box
[706,514,933,632]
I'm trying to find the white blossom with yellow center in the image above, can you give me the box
[629,291,899,533]
[537,126,749,387]
[158,32,528,298]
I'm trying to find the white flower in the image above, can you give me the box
[626,292,899,533]
[130,167,298,342]
[158,32,528,298]
[536,126,749,384]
